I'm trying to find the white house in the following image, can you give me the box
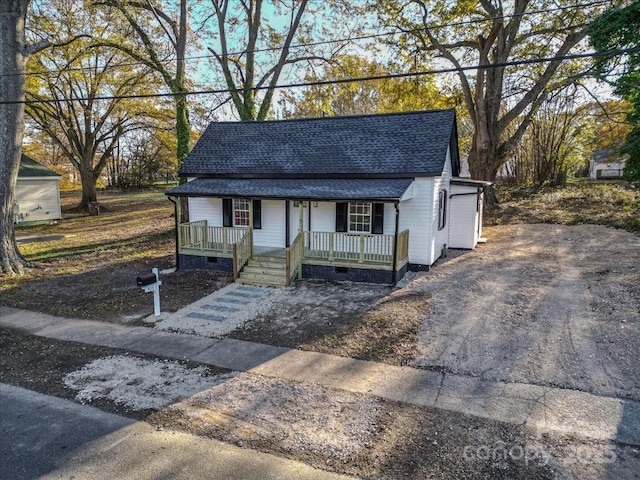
[167,109,490,286]
[590,150,627,179]
[15,155,62,224]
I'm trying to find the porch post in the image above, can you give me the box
[298,201,304,234]
[391,202,400,285]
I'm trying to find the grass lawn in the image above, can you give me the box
[0,189,230,322]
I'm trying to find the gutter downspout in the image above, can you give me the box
[391,201,400,285]
[168,195,180,271]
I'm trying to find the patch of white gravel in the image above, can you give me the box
[168,373,382,459]
[64,355,236,410]
[147,283,288,338]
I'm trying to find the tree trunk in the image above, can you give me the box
[0,0,32,274]
[78,166,98,210]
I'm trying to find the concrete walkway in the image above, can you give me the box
[1,305,638,447]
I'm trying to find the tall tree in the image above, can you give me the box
[374,0,604,191]
[588,1,640,184]
[0,0,86,274]
[94,0,193,164]
[26,0,164,209]
[207,0,345,120]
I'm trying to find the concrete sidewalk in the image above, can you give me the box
[1,305,638,447]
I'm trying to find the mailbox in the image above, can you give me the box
[136,272,157,287]
[137,267,162,317]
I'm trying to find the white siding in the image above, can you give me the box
[289,201,310,243]
[430,148,453,264]
[188,197,223,226]
[15,178,61,222]
[448,185,479,249]
[398,177,434,265]
[253,200,285,248]
[310,201,335,232]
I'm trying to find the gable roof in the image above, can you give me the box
[18,155,61,178]
[178,109,459,179]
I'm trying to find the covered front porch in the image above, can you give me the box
[177,221,409,286]
[167,177,414,286]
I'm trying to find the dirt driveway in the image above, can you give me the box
[233,224,640,402]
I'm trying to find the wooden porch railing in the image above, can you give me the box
[232,228,253,280]
[395,229,410,268]
[285,233,304,286]
[303,231,392,264]
[178,221,247,255]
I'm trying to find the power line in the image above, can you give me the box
[11,0,610,79]
[7,46,636,106]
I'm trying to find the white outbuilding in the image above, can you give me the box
[15,155,62,224]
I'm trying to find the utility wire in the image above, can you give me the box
[7,46,637,106]
[10,0,611,79]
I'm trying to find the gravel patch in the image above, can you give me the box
[64,355,234,410]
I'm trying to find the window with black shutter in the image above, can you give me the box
[372,203,384,234]
[438,190,447,230]
[222,198,232,227]
[252,200,262,229]
[335,202,348,232]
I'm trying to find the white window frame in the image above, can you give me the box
[348,202,372,234]
[233,198,250,227]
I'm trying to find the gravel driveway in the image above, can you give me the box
[405,224,640,401]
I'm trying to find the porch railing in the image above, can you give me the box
[303,230,409,268]
[396,230,409,268]
[178,221,247,255]
[285,233,304,286]
[303,231,390,264]
[233,228,253,280]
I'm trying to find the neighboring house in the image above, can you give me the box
[15,155,62,224]
[166,109,490,287]
[590,150,627,179]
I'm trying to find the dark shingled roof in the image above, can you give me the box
[18,155,60,178]
[178,109,459,178]
[168,178,413,201]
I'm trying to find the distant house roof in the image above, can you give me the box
[177,109,459,179]
[168,177,413,201]
[18,155,61,178]
[591,149,627,164]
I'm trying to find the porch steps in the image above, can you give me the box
[237,255,288,287]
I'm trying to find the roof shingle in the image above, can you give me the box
[167,177,413,201]
[18,155,60,178]
[178,109,458,178]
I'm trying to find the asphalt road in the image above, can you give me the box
[0,384,352,480]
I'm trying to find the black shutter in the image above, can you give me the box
[252,199,262,229]
[222,198,232,227]
[335,202,347,232]
[372,203,384,234]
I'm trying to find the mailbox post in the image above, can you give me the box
[137,267,162,316]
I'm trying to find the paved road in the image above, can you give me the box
[0,384,352,480]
